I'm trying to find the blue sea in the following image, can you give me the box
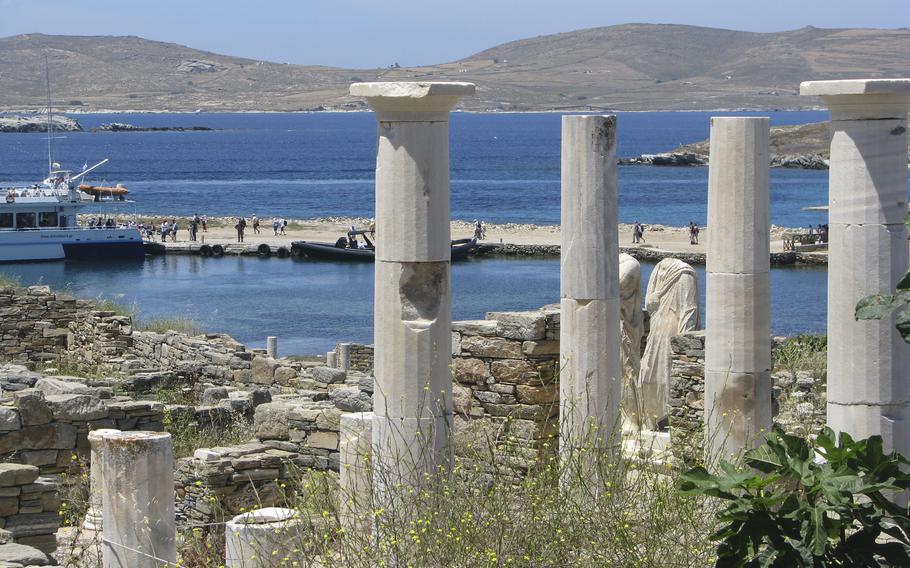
[1,110,834,227]
[0,110,871,353]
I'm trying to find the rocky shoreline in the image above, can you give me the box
[0,115,81,133]
[90,123,214,132]
[618,152,830,170]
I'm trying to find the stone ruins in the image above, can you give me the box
[0,78,906,566]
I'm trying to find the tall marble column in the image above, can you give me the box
[559,115,623,466]
[82,428,120,532]
[101,431,175,568]
[704,117,772,461]
[800,79,910,453]
[350,82,475,494]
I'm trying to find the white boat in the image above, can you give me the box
[0,59,143,263]
[1,185,143,262]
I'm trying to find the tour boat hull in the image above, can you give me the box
[0,228,145,263]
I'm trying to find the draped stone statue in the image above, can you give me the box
[637,258,700,430]
[618,254,644,429]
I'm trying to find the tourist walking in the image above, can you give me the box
[633,221,645,244]
[280,218,287,235]
[689,222,700,245]
[170,220,179,242]
[201,215,208,232]
[159,220,168,242]
[235,217,246,242]
[252,215,260,234]
[473,219,486,240]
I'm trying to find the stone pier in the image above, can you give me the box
[801,79,910,453]
[559,115,622,465]
[351,82,475,495]
[704,117,772,461]
[101,431,175,568]
[82,428,121,532]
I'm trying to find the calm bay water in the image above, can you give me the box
[0,256,826,355]
[0,111,857,352]
[1,110,836,226]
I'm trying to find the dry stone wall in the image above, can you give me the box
[0,286,91,364]
[0,464,59,554]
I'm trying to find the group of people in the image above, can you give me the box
[473,219,486,240]
[238,216,288,242]
[807,223,829,243]
[87,217,126,229]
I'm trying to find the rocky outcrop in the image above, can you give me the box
[90,123,213,132]
[618,152,707,166]
[0,115,81,133]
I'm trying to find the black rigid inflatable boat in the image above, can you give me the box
[291,238,480,262]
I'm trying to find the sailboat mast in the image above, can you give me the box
[45,55,53,178]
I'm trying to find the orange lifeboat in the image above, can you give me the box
[78,183,129,201]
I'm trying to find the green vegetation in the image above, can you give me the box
[162,407,255,459]
[773,334,827,378]
[136,317,204,336]
[682,428,910,566]
[90,295,136,317]
[0,273,20,289]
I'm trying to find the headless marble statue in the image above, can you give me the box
[618,254,645,429]
[637,258,700,430]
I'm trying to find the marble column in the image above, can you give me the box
[82,428,120,532]
[338,343,352,372]
[800,79,910,453]
[101,431,175,568]
[351,82,475,494]
[704,117,772,461]
[266,336,278,359]
[225,508,302,568]
[326,351,337,368]
[559,115,623,466]
[339,411,373,534]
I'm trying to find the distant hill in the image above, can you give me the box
[0,25,908,112]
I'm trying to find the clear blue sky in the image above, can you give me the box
[0,0,906,68]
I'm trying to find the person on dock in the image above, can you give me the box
[633,221,645,244]
[473,219,486,240]
[280,218,288,235]
[189,217,198,242]
[159,220,168,242]
[171,220,179,242]
[272,218,280,236]
[252,215,260,235]
[202,215,208,232]
[235,217,246,242]
[689,222,700,245]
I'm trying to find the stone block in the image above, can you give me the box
[485,311,546,341]
[13,391,52,427]
[515,383,558,405]
[201,387,229,407]
[522,340,560,356]
[490,359,555,386]
[371,414,451,478]
[33,377,94,396]
[460,336,523,359]
[451,357,487,385]
[251,356,278,385]
[310,366,346,385]
[452,384,473,416]
[0,423,77,453]
[253,403,291,441]
[274,366,298,385]
[0,542,51,566]
[45,394,109,422]
[451,320,498,337]
[330,388,372,412]
[307,431,339,450]
[0,409,19,432]
[0,464,38,487]
[705,272,772,375]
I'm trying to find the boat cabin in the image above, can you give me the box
[2,188,80,230]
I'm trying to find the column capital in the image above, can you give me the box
[800,79,910,120]
[350,82,475,121]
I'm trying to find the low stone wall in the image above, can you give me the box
[0,367,164,475]
[0,286,92,364]
[176,399,342,524]
[0,464,59,554]
[668,332,827,463]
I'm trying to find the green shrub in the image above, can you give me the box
[136,317,203,335]
[0,273,20,289]
[681,427,910,567]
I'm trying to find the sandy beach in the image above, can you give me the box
[96,214,810,256]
